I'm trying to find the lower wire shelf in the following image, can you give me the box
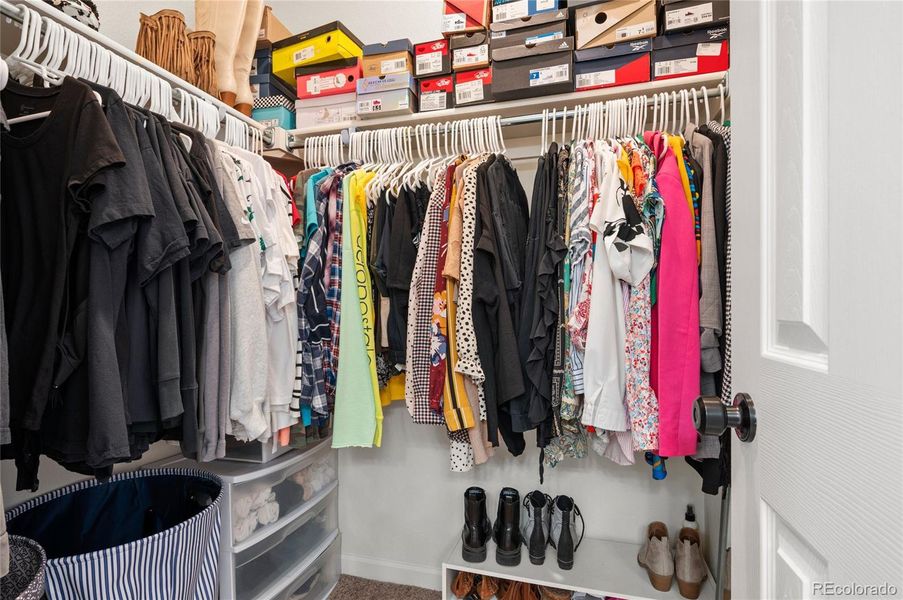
[442,537,715,600]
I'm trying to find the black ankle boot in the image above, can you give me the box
[521,490,551,565]
[462,487,492,562]
[550,495,584,570]
[493,487,522,566]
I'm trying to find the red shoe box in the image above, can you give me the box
[419,75,455,112]
[652,25,729,80]
[415,39,452,78]
[295,58,361,99]
[454,67,494,106]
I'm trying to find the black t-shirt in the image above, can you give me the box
[40,83,158,474]
[1,77,125,434]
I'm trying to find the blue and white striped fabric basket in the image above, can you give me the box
[5,468,223,600]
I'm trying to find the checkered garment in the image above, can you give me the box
[293,182,331,415]
[323,171,346,405]
[707,121,732,406]
[405,171,448,425]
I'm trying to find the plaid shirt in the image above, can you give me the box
[323,169,349,403]
[294,180,331,415]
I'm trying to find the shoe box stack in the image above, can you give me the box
[356,39,417,119]
[250,6,296,129]
[490,3,573,101]
[274,1,729,131]
[652,0,729,81]
[572,0,657,91]
[268,21,364,129]
[570,0,728,91]
[432,0,573,109]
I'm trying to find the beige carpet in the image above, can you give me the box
[329,575,441,600]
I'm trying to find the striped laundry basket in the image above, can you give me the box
[5,468,223,600]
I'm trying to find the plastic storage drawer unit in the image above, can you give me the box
[147,439,339,600]
[234,490,339,599]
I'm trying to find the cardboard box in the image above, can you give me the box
[252,105,295,129]
[250,73,297,102]
[361,52,413,77]
[295,93,358,129]
[574,0,657,50]
[663,0,730,33]
[442,0,491,35]
[357,88,417,118]
[450,31,490,70]
[490,14,568,59]
[272,22,363,86]
[414,39,452,78]
[454,67,494,106]
[575,51,650,90]
[652,25,728,79]
[356,73,417,95]
[489,8,567,35]
[295,58,361,100]
[251,48,272,76]
[492,37,573,100]
[258,6,292,49]
[574,37,651,62]
[491,0,561,23]
[419,75,455,111]
[361,39,414,77]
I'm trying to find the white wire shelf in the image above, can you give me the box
[287,70,728,147]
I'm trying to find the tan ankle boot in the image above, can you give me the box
[675,527,708,599]
[638,522,674,592]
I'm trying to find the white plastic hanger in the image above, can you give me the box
[691,88,699,126]
[718,83,726,122]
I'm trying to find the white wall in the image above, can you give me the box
[93,0,445,49]
[340,408,710,590]
[6,2,721,592]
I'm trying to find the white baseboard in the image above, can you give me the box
[341,552,443,591]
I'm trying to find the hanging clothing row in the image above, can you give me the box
[288,89,731,482]
[0,70,304,491]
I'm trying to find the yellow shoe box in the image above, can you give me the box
[272,21,363,86]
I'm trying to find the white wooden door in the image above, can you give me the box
[730,1,903,598]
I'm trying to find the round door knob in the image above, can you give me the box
[693,393,757,443]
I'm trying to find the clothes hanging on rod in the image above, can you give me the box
[287,93,733,479]
[0,75,307,491]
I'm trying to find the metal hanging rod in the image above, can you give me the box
[0,0,274,146]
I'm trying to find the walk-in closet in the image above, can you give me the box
[1,1,901,599]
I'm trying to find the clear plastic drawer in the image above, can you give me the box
[271,534,341,600]
[234,488,339,599]
[231,441,338,549]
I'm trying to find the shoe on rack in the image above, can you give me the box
[675,527,708,599]
[462,487,492,563]
[637,522,674,592]
[493,487,523,566]
[549,495,584,570]
[521,490,552,565]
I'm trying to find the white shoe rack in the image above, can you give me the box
[442,537,715,600]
